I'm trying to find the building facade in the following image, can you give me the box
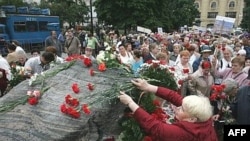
[194,0,244,28]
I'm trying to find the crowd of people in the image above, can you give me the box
[0,27,250,140]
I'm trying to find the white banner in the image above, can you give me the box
[213,15,235,34]
[137,26,152,34]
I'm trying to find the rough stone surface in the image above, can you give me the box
[0,60,132,141]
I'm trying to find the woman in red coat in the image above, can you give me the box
[118,78,218,141]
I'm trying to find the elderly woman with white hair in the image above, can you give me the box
[16,50,28,66]
[118,78,218,141]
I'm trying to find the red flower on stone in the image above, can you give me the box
[98,62,106,72]
[82,104,91,115]
[65,94,79,107]
[89,68,95,76]
[28,97,38,105]
[65,94,72,104]
[60,103,68,114]
[67,107,81,118]
[87,83,94,91]
[72,83,80,94]
[83,57,92,67]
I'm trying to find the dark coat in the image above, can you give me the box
[231,86,250,125]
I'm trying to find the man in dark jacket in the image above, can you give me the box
[192,45,212,72]
[231,68,250,125]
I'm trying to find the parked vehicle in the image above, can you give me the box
[0,5,60,53]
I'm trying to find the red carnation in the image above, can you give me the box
[67,107,81,118]
[87,83,94,91]
[153,99,161,107]
[98,62,106,72]
[178,80,184,85]
[183,69,189,74]
[65,94,72,104]
[202,61,211,69]
[146,60,152,64]
[169,67,175,71]
[28,97,38,105]
[89,68,95,76]
[72,83,80,94]
[82,104,91,115]
[143,136,153,141]
[60,104,68,114]
[83,57,92,67]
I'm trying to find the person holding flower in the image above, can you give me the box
[211,78,239,140]
[118,78,218,141]
[188,60,214,97]
[175,50,193,96]
[213,56,250,87]
[24,52,55,75]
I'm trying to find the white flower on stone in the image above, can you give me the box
[28,73,38,86]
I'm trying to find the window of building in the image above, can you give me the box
[194,2,199,9]
[225,12,236,18]
[26,21,38,32]
[196,13,201,18]
[229,1,235,8]
[14,21,26,32]
[207,12,218,18]
[211,2,216,9]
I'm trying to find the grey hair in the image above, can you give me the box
[182,95,213,122]
[222,78,239,93]
[16,50,27,59]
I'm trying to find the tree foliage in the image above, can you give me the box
[40,0,88,28]
[94,0,199,32]
[0,0,88,28]
[0,0,26,7]
[241,0,250,31]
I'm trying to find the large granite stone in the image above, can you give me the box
[0,60,132,141]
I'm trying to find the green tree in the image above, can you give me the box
[0,0,26,7]
[241,0,250,31]
[94,0,198,32]
[40,0,88,28]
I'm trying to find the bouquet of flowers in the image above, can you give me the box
[96,46,120,68]
[118,60,178,141]
[9,64,27,88]
[210,84,236,124]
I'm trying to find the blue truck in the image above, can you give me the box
[0,5,60,55]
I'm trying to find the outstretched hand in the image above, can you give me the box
[131,78,149,91]
[118,91,134,105]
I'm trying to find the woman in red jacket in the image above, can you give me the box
[118,78,218,141]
